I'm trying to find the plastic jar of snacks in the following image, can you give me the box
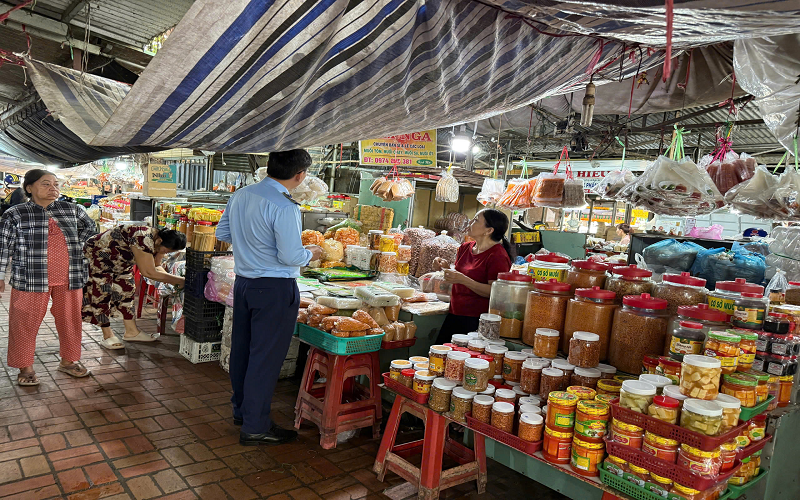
[468,339,486,354]
[609,418,644,449]
[720,440,738,472]
[379,234,395,252]
[444,351,470,382]
[390,360,413,380]
[714,393,742,433]
[567,386,596,402]
[379,252,398,273]
[519,412,544,442]
[533,328,560,359]
[502,351,528,382]
[486,345,507,377]
[627,465,650,488]
[604,455,629,477]
[620,380,657,414]
[491,402,515,433]
[677,444,722,478]
[597,363,617,379]
[737,331,758,371]
[463,358,491,392]
[662,384,690,407]
[605,265,655,302]
[596,379,622,396]
[539,368,564,400]
[767,375,780,410]
[667,321,707,361]
[494,388,516,405]
[520,358,547,394]
[519,395,542,407]
[414,362,429,372]
[413,371,436,394]
[562,287,617,359]
[680,399,723,436]
[646,395,680,424]
[451,334,470,347]
[608,293,669,375]
[471,394,494,423]
[428,345,452,377]
[397,244,412,261]
[546,391,579,430]
[764,313,792,335]
[643,355,659,374]
[639,374,672,395]
[565,260,608,291]
[571,367,601,389]
[748,414,767,442]
[522,280,572,345]
[680,354,722,400]
[570,437,604,476]
[648,474,673,497]
[656,357,682,385]
[732,292,768,329]
[428,378,457,412]
[488,271,532,339]
[744,369,770,404]
[721,372,757,407]
[551,359,575,390]
[705,330,741,374]
[643,431,680,463]
[519,403,542,418]
[568,331,601,368]
[409,356,428,365]
[399,369,415,388]
[708,278,764,317]
[574,400,609,440]
[478,313,502,340]
[653,272,709,316]
[450,387,475,422]
[543,425,573,464]
[667,304,729,348]
[396,261,409,275]
[481,385,497,397]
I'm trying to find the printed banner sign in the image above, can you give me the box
[359,130,437,167]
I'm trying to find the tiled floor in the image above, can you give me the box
[0,296,566,500]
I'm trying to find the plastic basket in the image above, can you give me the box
[179,335,221,364]
[599,462,731,500]
[720,468,768,500]
[297,323,384,355]
[183,318,223,343]
[736,434,772,461]
[737,396,774,422]
[465,413,542,456]
[185,249,232,298]
[610,398,749,451]
[381,372,429,404]
[604,437,740,491]
[381,337,417,350]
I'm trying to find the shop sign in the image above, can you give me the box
[359,130,437,167]
[143,163,177,197]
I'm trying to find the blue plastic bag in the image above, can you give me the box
[643,239,704,274]
[690,245,765,288]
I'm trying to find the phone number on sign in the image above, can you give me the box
[363,157,413,165]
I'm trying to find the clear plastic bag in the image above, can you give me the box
[321,239,344,262]
[704,151,756,195]
[770,168,800,220]
[477,177,506,206]
[290,175,329,204]
[561,178,586,208]
[496,178,535,210]
[593,169,636,199]
[532,172,566,207]
[764,269,789,298]
[419,271,452,297]
[688,224,724,240]
[724,165,780,219]
[436,169,460,202]
[402,226,436,277]
[415,232,459,277]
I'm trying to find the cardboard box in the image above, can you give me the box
[143,163,177,197]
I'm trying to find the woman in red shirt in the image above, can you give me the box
[434,209,513,343]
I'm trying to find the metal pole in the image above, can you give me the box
[587,198,595,235]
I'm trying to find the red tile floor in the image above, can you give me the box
[0,296,566,500]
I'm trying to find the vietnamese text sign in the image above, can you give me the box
[359,130,437,167]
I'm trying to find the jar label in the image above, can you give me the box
[390,372,401,381]
[669,336,703,356]
[503,363,512,376]
[678,454,713,475]
[413,381,431,394]
[708,296,735,315]
[771,343,788,355]
[450,402,455,413]
[738,353,756,364]
[605,462,624,477]
[749,428,765,441]
[530,267,567,282]
[429,357,445,372]
[704,349,738,369]
[729,475,747,486]
[767,362,785,376]
[554,413,575,429]
[642,441,677,462]
[570,449,591,471]
[733,306,765,327]
[755,338,769,351]
[624,474,646,488]
[646,484,669,498]
[464,373,478,386]
[753,359,765,372]
[575,418,607,439]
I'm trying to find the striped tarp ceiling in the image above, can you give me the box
[21,0,800,155]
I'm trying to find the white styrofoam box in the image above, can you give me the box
[220,344,231,372]
[180,335,221,364]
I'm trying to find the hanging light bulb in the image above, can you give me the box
[580,81,596,127]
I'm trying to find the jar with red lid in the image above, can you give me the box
[399,369,415,388]
[667,321,707,361]
[523,280,572,346]
[642,355,659,374]
[652,272,709,317]
[563,287,618,358]
[656,356,682,384]
[765,353,798,377]
[732,292,768,329]
[604,265,654,302]
[646,395,680,424]
[642,431,679,463]
[488,271,533,340]
[565,260,608,292]
[608,294,669,375]
[708,278,764,317]
[668,304,729,345]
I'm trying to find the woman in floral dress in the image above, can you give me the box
[82,225,186,349]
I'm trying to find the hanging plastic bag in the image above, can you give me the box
[291,175,329,204]
[477,177,506,206]
[533,146,569,207]
[435,167,460,203]
[561,177,585,208]
[642,239,704,273]
[496,178,536,210]
[724,165,780,219]
[764,269,789,299]
[593,137,635,200]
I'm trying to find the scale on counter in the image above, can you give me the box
[301,209,349,233]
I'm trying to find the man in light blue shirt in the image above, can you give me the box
[216,150,322,446]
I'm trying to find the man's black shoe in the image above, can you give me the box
[240,425,298,446]
[233,417,243,426]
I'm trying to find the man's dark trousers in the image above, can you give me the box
[230,276,299,434]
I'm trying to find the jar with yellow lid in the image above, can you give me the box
[609,418,643,449]
[596,379,622,395]
[642,431,679,463]
[720,440,738,472]
[542,425,573,464]
[546,391,579,431]
[566,386,596,401]
[677,444,721,478]
[626,464,650,488]
[671,483,703,500]
[604,455,628,477]
[574,400,609,440]
[646,473,673,498]
[570,436,604,476]
[595,393,616,405]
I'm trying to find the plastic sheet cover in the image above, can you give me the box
[734,34,800,154]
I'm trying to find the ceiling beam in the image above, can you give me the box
[0,96,20,105]
[61,0,88,23]
[4,8,103,54]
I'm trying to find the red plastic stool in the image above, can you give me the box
[294,347,382,449]
[373,395,487,500]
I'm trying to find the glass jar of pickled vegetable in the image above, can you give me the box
[721,373,757,407]
[647,395,680,424]
[680,354,722,400]
[619,380,656,414]
[489,271,532,340]
[715,393,742,433]
[522,280,572,346]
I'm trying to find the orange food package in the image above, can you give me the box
[334,227,360,249]
[300,297,316,309]
[333,317,370,332]
[352,310,380,329]
[497,178,537,209]
[308,314,325,328]
[308,303,336,315]
[301,230,324,246]
[297,309,308,324]
[330,328,349,338]
[321,316,350,332]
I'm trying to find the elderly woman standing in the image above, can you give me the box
[0,169,97,386]
[82,225,186,349]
